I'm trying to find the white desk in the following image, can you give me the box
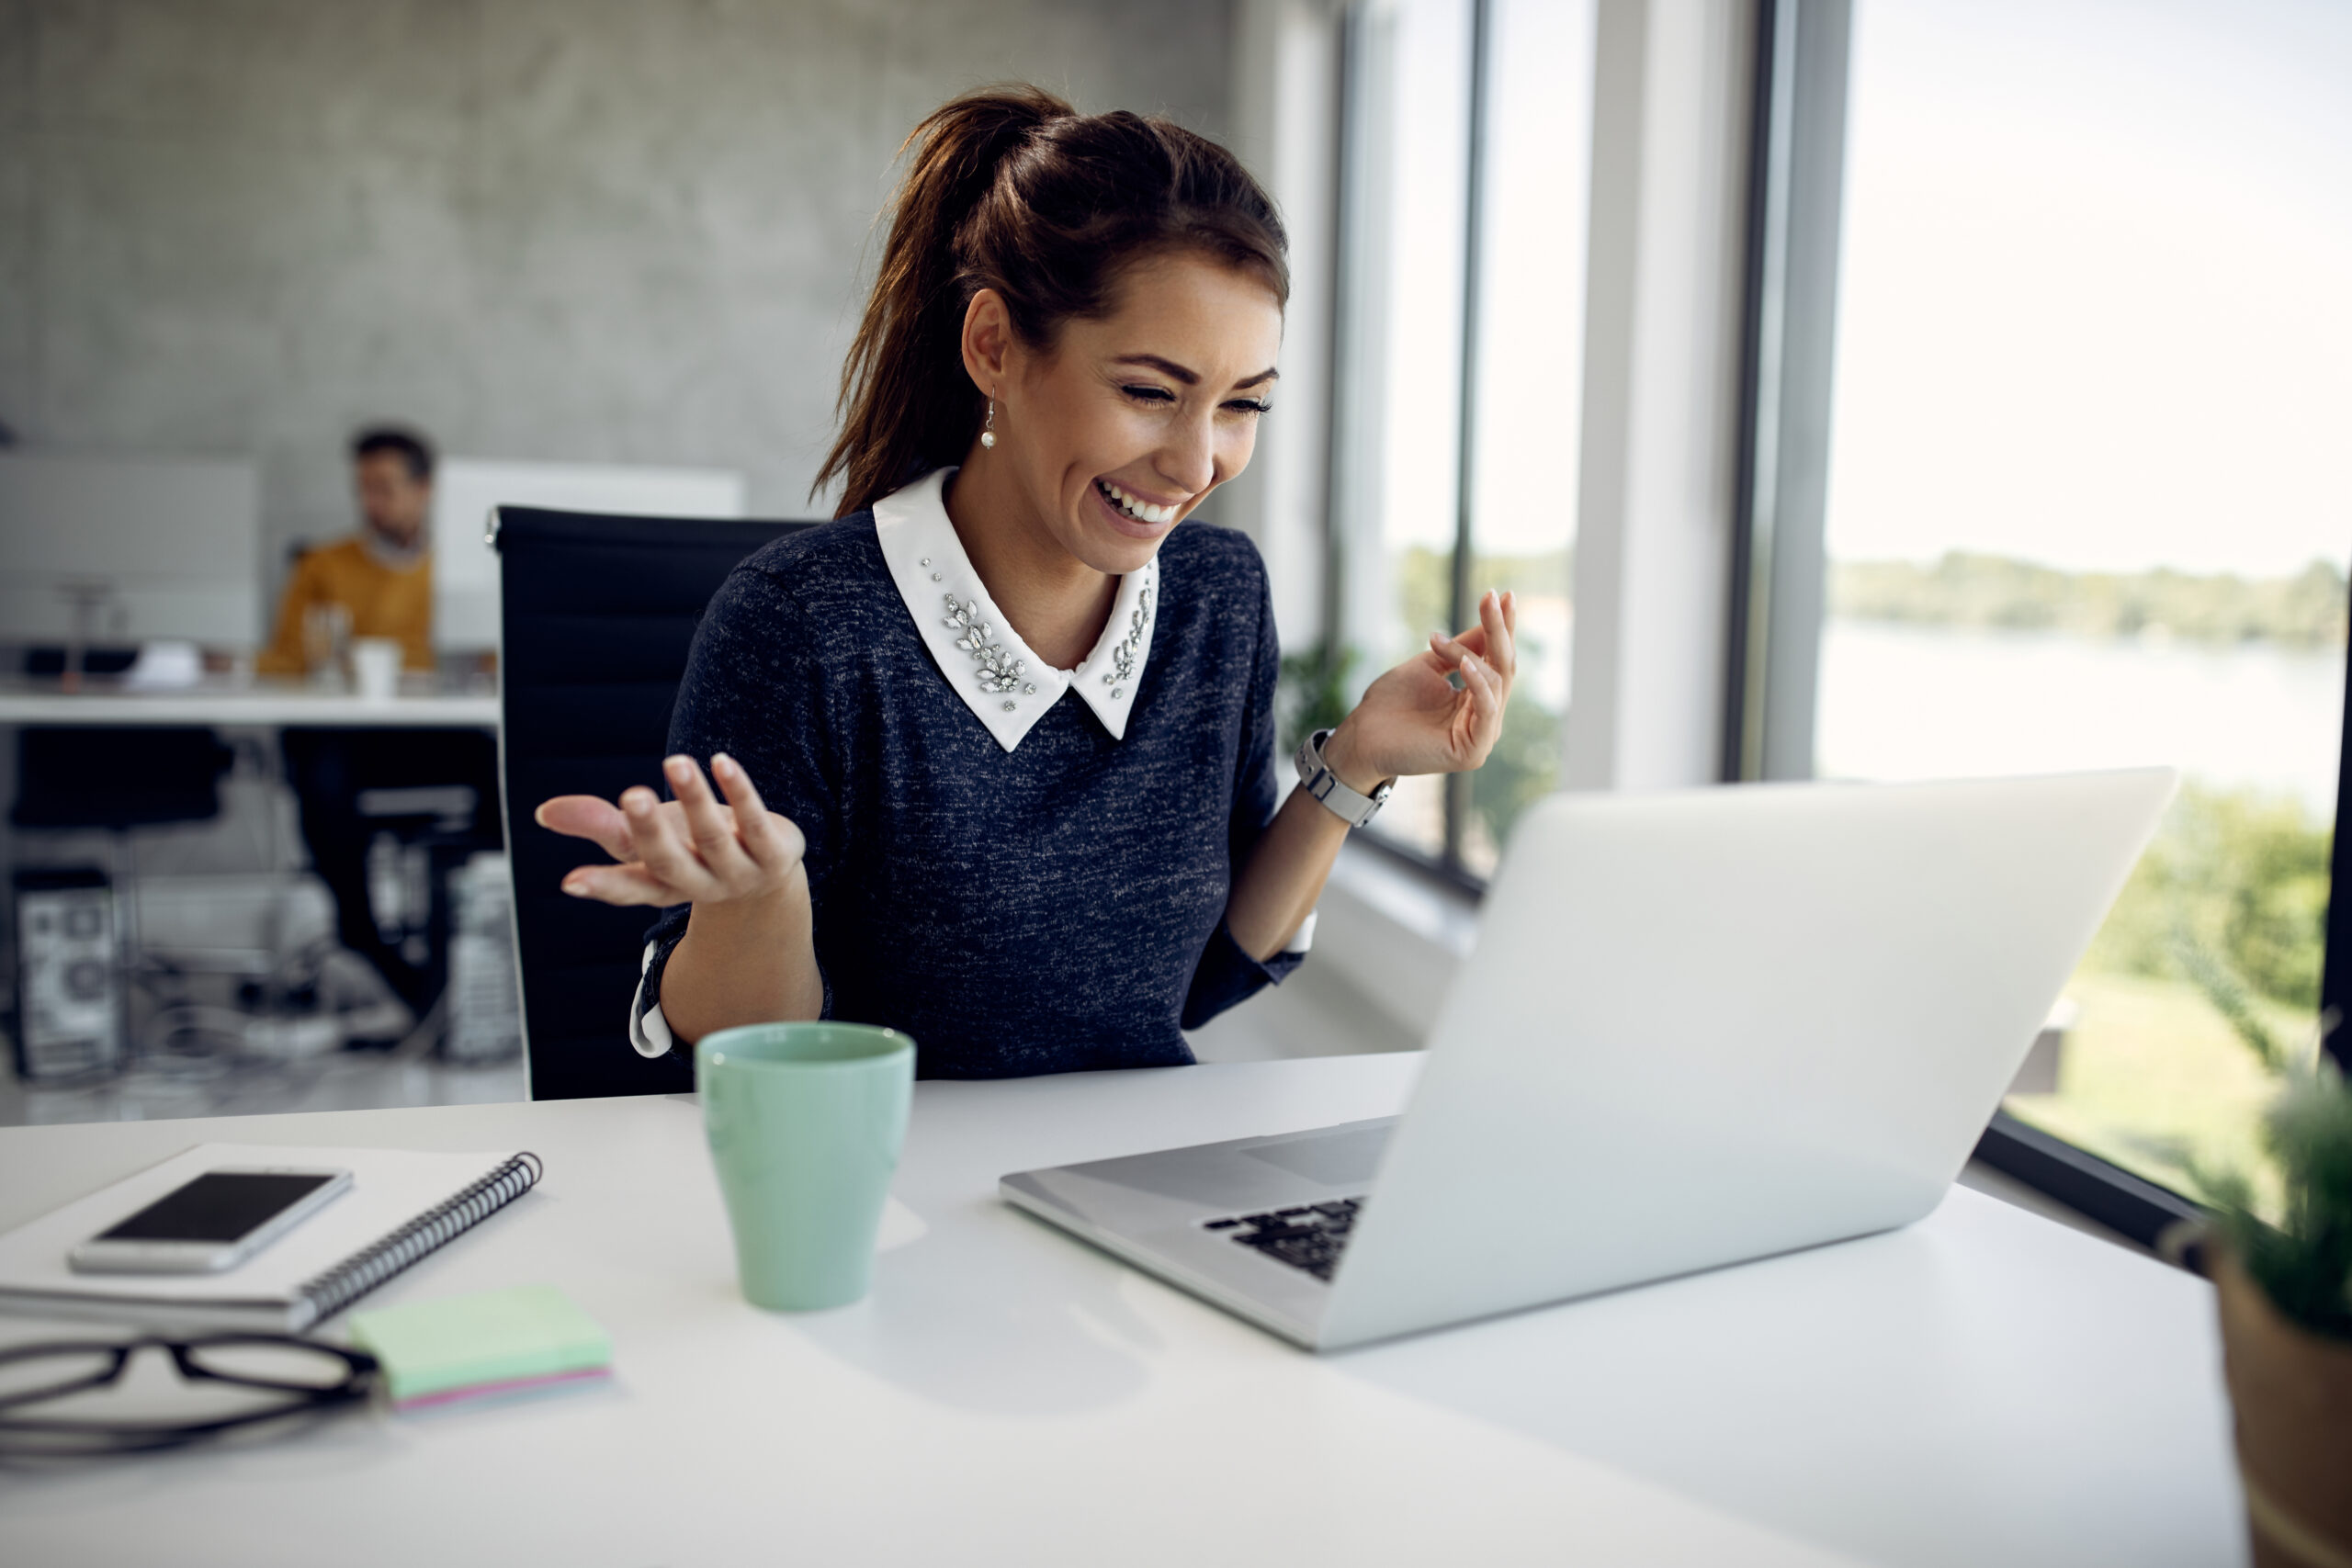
[0,685,498,728]
[0,1055,2242,1567]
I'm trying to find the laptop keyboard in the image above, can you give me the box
[1204,1198,1361,1282]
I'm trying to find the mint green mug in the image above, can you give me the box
[695,1021,914,1312]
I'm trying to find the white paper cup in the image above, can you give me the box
[351,637,404,701]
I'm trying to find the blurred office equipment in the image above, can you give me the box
[278,728,503,1027]
[444,852,523,1065]
[0,681,507,1118]
[0,454,262,653]
[6,724,440,1080]
[9,727,229,1077]
[492,505,807,1100]
[430,459,748,651]
[11,868,121,1079]
[128,870,412,1061]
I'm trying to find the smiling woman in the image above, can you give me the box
[535,86,1520,1078]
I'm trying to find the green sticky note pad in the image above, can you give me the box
[350,1284,611,1405]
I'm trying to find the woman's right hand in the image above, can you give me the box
[535,752,806,908]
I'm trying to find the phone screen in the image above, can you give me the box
[96,1172,337,1244]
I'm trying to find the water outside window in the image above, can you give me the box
[1820,0,2352,1201]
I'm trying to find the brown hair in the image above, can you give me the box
[816,86,1289,518]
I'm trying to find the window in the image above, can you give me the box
[1771,0,2352,1215]
[1329,0,1597,879]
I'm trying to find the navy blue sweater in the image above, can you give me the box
[636,508,1301,1077]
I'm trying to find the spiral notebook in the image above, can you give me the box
[0,1144,543,1332]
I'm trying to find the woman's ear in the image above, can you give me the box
[960,288,1012,396]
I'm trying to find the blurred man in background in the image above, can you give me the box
[259,423,498,1034]
[258,426,435,675]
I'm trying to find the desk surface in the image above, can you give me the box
[0,1055,2242,1568]
[0,683,499,728]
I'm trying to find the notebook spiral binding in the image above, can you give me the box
[295,1152,545,1325]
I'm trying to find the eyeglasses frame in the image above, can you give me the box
[0,1332,379,1455]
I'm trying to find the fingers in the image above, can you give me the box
[534,795,637,862]
[560,861,686,908]
[1477,589,1517,683]
[621,781,716,900]
[1434,592,1514,672]
[664,755,757,883]
[1459,649,1504,729]
[710,753,808,874]
[546,752,803,909]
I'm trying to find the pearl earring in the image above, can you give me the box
[980,399,998,450]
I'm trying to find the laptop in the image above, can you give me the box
[1001,769,2177,1350]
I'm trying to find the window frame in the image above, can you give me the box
[2324,625,2352,1076]
[1326,0,2350,1248]
[1723,0,2352,1247]
[1327,0,1498,893]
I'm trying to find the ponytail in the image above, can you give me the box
[817,85,1288,518]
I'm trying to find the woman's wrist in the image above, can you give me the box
[1317,717,1389,797]
[667,862,820,1040]
[695,861,807,926]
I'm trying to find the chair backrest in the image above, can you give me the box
[13,727,232,829]
[493,505,814,1100]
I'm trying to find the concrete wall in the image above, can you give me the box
[0,0,1234,610]
[1219,0,1342,652]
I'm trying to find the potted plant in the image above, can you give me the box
[2200,1061,2352,1568]
[1277,642,1358,757]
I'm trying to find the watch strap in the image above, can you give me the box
[1295,728,1393,829]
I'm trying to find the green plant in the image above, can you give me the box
[2177,941,2300,1077]
[1277,642,1359,757]
[1467,694,1561,858]
[2200,1059,2352,1344]
[2087,782,2332,1012]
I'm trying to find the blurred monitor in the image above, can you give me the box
[431,458,748,650]
[0,453,261,646]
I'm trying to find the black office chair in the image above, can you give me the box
[493,506,813,1100]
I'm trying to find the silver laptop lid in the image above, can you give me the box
[1317,769,2176,1348]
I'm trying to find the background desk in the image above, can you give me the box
[0,1055,2241,1567]
[0,682,507,1120]
[0,685,499,729]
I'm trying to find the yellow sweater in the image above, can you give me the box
[258,538,434,673]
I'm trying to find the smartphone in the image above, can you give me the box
[68,1167,354,1275]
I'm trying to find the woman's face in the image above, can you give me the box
[989,252,1283,577]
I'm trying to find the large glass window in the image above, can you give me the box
[1815,0,2352,1201]
[1329,0,1596,877]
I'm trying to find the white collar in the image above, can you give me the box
[874,468,1159,753]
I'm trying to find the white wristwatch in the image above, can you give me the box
[1295,728,1394,829]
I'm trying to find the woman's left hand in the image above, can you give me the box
[1326,588,1517,786]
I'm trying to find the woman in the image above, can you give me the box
[538,86,1516,1077]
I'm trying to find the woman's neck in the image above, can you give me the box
[942,456,1117,671]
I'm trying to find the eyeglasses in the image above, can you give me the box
[0,1334,379,1457]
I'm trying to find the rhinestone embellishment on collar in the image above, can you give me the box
[944,594,1025,694]
[1101,583,1153,696]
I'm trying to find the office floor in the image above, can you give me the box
[0,1046,523,1128]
